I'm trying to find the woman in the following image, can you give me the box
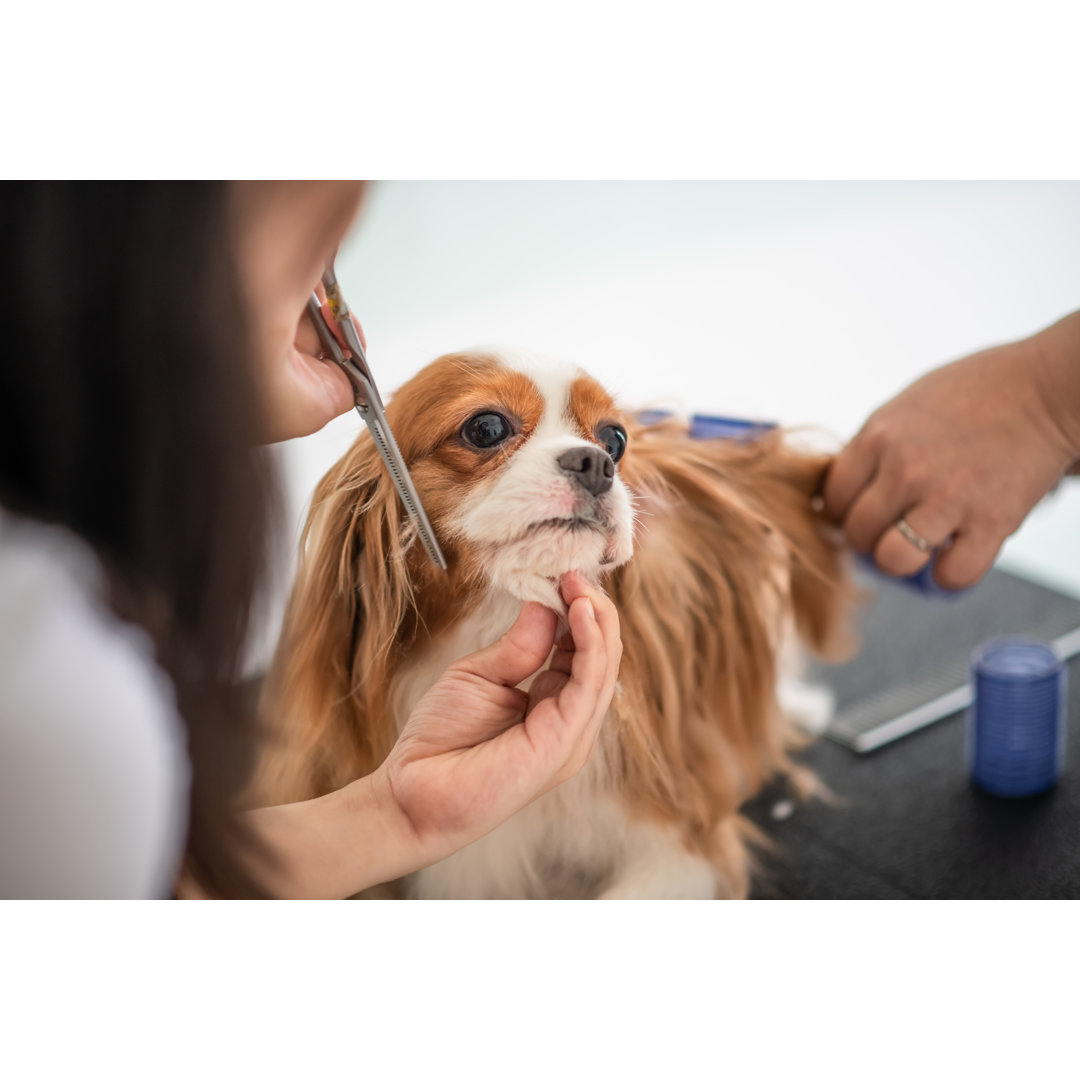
[0,182,621,898]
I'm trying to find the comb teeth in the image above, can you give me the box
[358,402,447,571]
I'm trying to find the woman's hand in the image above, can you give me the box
[823,312,1080,590]
[261,284,363,442]
[237,572,622,899]
[375,571,622,870]
[230,181,367,444]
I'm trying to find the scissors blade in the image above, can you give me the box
[305,293,448,571]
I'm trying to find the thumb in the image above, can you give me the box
[455,602,557,687]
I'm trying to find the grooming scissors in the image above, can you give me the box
[307,263,447,570]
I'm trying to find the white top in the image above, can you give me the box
[0,509,189,898]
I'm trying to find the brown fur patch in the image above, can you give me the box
[567,374,624,444]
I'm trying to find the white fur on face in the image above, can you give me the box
[448,350,635,610]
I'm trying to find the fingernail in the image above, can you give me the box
[582,598,596,621]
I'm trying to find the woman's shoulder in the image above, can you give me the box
[0,507,106,615]
[0,508,190,898]
[0,508,152,684]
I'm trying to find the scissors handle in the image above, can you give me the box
[306,294,368,406]
[322,265,373,381]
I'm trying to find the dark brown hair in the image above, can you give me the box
[0,181,274,896]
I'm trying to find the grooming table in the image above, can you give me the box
[745,568,1080,899]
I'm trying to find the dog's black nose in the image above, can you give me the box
[557,446,615,497]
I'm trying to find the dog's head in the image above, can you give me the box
[254,349,638,798]
[376,347,636,608]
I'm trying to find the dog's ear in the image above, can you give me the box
[606,423,856,883]
[624,425,855,661]
[712,432,857,663]
[248,434,414,807]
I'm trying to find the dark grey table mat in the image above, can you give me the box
[746,568,1080,899]
[813,567,1080,752]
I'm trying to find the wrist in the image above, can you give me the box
[1029,311,1080,466]
[241,770,425,899]
[342,765,430,884]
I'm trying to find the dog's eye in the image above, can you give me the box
[596,424,628,463]
[462,412,512,449]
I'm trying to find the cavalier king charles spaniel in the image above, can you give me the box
[251,348,855,899]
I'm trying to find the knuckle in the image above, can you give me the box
[858,414,893,455]
[889,453,925,494]
[855,417,882,450]
[935,484,964,514]
[973,506,1014,539]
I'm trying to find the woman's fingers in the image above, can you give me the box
[429,572,621,791]
[314,300,367,355]
[545,627,575,678]
[519,575,621,772]
[527,667,570,705]
[455,602,557,688]
[560,572,621,666]
[295,305,325,358]
[384,575,623,854]
[531,597,601,728]
[523,597,603,773]
[551,577,622,765]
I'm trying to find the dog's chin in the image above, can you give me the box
[480,519,633,612]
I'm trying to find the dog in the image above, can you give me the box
[251,348,855,898]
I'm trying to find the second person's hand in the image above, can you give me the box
[823,312,1080,589]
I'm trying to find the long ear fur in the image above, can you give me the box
[247,433,416,807]
[608,421,855,889]
[711,430,858,663]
